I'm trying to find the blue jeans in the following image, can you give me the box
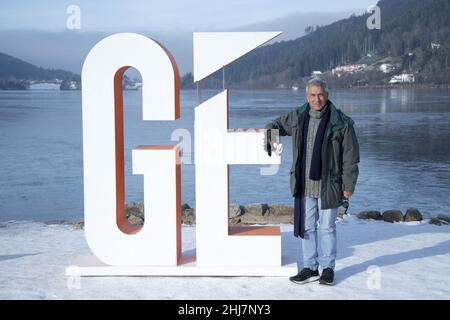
[299,197,337,271]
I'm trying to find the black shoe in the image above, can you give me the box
[289,268,320,284]
[319,268,335,285]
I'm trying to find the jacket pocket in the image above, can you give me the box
[326,173,342,207]
[329,173,342,184]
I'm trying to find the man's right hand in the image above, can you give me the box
[264,128,282,157]
[272,142,283,156]
[262,140,283,157]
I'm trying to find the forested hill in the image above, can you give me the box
[0,52,80,89]
[183,0,450,88]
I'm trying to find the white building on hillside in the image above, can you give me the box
[389,73,415,84]
[431,42,441,50]
[379,63,395,73]
[332,64,366,77]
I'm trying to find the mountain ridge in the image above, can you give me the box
[182,0,450,89]
[0,51,80,90]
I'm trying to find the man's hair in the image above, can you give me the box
[306,78,329,94]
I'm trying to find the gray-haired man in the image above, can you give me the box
[265,78,360,285]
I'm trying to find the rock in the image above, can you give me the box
[234,204,293,224]
[238,214,266,224]
[270,204,293,216]
[238,204,271,224]
[429,217,444,225]
[123,202,200,225]
[181,203,195,225]
[127,214,144,226]
[73,221,85,229]
[357,210,382,220]
[182,208,196,225]
[181,203,191,211]
[382,210,404,223]
[404,208,423,222]
[230,217,242,225]
[244,203,270,216]
[437,214,450,224]
[430,215,450,225]
[125,202,144,219]
[228,204,245,218]
[267,205,293,224]
[267,214,293,224]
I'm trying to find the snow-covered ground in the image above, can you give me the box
[0,216,449,299]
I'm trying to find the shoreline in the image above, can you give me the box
[3,203,448,227]
[2,84,450,92]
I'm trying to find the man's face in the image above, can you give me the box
[307,85,329,111]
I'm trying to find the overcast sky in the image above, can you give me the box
[0,0,379,74]
[0,0,377,32]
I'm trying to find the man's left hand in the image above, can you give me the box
[343,191,352,199]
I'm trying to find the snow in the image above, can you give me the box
[0,216,449,299]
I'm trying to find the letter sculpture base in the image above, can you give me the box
[66,255,297,277]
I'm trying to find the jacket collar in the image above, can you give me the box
[298,100,349,139]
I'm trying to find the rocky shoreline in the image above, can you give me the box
[36,202,450,230]
[124,202,450,227]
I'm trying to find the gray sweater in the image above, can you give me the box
[304,105,328,198]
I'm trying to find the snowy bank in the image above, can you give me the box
[0,216,449,299]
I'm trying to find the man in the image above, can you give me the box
[265,78,359,285]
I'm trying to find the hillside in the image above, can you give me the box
[0,52,80,90]
[183,0,450,89]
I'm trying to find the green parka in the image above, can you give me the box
[265,101,360,209]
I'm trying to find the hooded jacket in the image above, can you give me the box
[265,101,360,210]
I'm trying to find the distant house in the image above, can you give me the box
[379,63,395,73]
[311,71,322,76]
[29,82,60,90]
[332,64,367,77]
[68,81,78,90]
[431,42,441,50]
[389,73,415,84]
[60,79,81,90]
[29,79,64,90]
